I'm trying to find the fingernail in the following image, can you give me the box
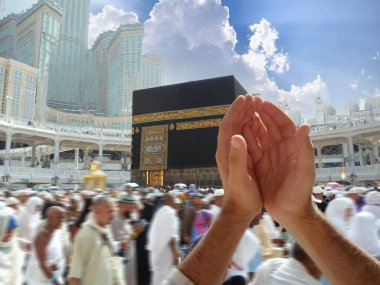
[231,136,240,149]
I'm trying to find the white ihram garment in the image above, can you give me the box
[0,206,23,285]
[18,197,43,242]
[348,211,380,258]
[253,257,320,285]
[147,205,179,285]
[26,229,65,285]
[269,257,320,285]
[228,229,259,279]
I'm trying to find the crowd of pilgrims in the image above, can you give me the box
[1,182,380,285]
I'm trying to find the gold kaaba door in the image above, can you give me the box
[146,170,163,186]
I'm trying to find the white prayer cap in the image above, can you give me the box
[312,186,324,194]
[347,187,368,194]
[214,189,224,197]
[6,197,19,206]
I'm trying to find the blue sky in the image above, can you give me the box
[3,0,380,117]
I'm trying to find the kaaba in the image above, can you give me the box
[131,75,249,187]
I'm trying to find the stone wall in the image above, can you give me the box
[131,167,222,188]
[131,169,147,186]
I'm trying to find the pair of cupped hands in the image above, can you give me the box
[216,95,316,227]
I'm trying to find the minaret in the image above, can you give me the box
[315,95,325,125]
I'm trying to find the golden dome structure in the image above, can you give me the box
[83,161,107,191]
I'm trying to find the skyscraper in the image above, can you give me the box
[107,24,144,117]
[47,0,90,112]
[89,31,114,115]
[89,24,164,119]
[12,0,62,121]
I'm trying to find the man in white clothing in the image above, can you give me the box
[69,196,128,285]
[111,194,143,285]
[26,206,66,285]
[147,194,180,285]
[210,189,224,220]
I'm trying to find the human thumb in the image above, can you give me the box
[296,124,314,166]
[295,124,315,184]
[229,135,249,184]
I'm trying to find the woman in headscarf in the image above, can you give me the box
[18,196,43,243]
[0,203,23,285]
[362,191,380,219]
[325,197,356,235]
[348,212,380,260]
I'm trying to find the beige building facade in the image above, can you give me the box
[0,57,38,121]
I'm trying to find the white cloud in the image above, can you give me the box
[143,0,326,119]
[373,52,380,61]
[361,90,370,97]
[242,19,290,74]
[88,5,139,48]
[269,53,290,74]
[144,0,236,49]
[277,75,327,116]
[248,20,278,57]
[349,80,359,90]
[360,89,380,102]
[285,75,327,102]
[361,68,365,75]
